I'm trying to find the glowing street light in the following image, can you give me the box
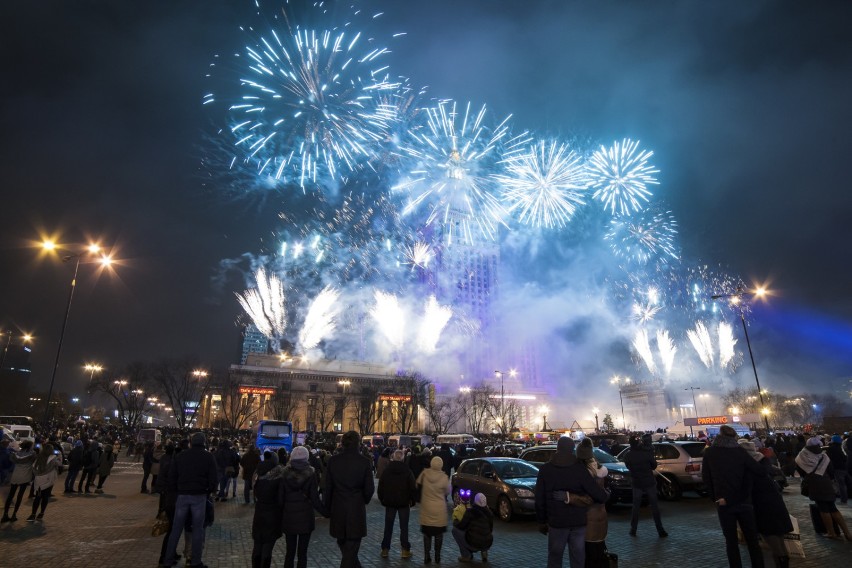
[0,330,33,373]
[610,376,631,430]
[40,238,118,428]
[711,285,772,432]
[494,368,517,433]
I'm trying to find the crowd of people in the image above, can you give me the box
[1,421,850,568]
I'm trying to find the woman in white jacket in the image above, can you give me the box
[416,456,451,564]
[28,443,60,522]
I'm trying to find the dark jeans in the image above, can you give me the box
[336,537,362,568]
[451,526,477,559]
[835,470,850,503]
[78,469,96,492]
[217,469,229,497]
[158,505,176,564]
[32,486,53,516]
[251,537,278,568]
[716,503,765,568]
[630,486,664,533]
[285,532,312,568]
[547,525,586,568]
[244,479,252,503]
[164,494,207,567]
[381,506,411,551]
[141,467,152,491]
[3,482,28,517]
[65,467,80,492]
[97,474,109,489]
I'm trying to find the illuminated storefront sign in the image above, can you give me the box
[239,386,276,396]
[684,413,761,426]
[378,394,412,403]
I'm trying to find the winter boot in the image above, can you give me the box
[423,535,432,564]
[434,533,443,563]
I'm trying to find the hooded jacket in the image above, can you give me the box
[252,464,286,541]
[10,448,36,485]
[534,438,609,528]
[416,457,451,528]
[378,459,417,508]
[622,443,658,489]
[281,461,325,534]
[456,504,493,551]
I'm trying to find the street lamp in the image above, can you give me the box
[494,369,517,433]
[684,387,701,437]
[0,331,33,373]
[711,285,771,431]
[592,407,600,432]
[610,376,631,431]
[41,239,115,429]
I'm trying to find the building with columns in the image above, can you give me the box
[197,353,427,433]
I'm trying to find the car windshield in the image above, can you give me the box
[592,448,618,464]
[493,460,539,478]
[260,424,291,439]
[681,443,707,458]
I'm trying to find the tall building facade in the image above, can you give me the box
[238,324,270,364]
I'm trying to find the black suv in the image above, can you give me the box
[518,445,634,506]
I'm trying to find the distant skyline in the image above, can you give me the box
[1,1,851,406]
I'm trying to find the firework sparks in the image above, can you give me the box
[235,267,287,340]
[298,286,341,352]
[403,241,433,269]
[632,302,661,324]
[687,321,715,368]
[633,329,657,374]
[588,139,658,215]
[656,329,677,377]
[394,100,529,244]
[211,17,400,191]
[718,321,737,369]
[606,207,679,264]
[417,296,452,353]
[495,140,588,229]
[370,291,405,350]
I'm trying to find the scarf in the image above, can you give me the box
[795,447,829,476]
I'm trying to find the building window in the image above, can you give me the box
[309,383,318,393]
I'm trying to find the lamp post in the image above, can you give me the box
[610,376,631,431]
[593,407,600,432]
[711,285,771,431]
[494,369,517,436]
[684,387,701,437]
[41,240,114,429]
[0,331,33,373]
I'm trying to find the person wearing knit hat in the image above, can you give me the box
[377,449,417,559]
[738,438,795,566]
[796,433,851,540]
[826,434,850,506]
[703,427,773,567]
[453,492,493,563]
[535,437,610,567]
[251,446,285,568]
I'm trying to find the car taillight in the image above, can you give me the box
[685,463,700,473]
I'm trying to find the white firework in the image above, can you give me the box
[404,241,433,269]
[298,286,341,353]
[687,321,715,369]
[370,291,405,350]
[718,321,737,369]
[656,329,677,377]
[632,302,661,324]
[417,296,452,353]
[235,267,287,339]
[587,138,659,215]
[633,329,657,374]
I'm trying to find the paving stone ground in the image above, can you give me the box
[1,458,849,567]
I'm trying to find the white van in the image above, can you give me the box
[435,434,478,447]
[137,428,162,445]
[387,434,432,448]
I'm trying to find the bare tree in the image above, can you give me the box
[89,362,152,428]
[218,374,263,431]
[426,397,465,435]
[313,388,339,433]
[150,358,212,428]
[392,373,430,434]
[462,383,494,436]
[487,396,522,438]
[267,380,300,421]
[353,384,381,435]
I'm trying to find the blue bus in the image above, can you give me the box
[254,420,293,457]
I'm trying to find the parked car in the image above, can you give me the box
[618,441,707,501]
[518,445,633,506]
[451,457,539,522]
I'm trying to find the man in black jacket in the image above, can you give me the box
[534,436,609,568]
[162,432,218,568]
[622,434,667,537]
[324,430,375,568]
[702,425,766,568]
[377,449,417,559]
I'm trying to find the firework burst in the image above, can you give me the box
[687,321,715,368]
[370,291,405,350]
[494,140,588,229]
[394,100,529,244]
[588,139,658,215]
[718,321,737,369]
[298,286,341,353]
[235,267,287,340]
[633,329,657,374]
[606,207,679,264]
[656,329,677,377]
[417,296,452,353]
[403,241,433,270]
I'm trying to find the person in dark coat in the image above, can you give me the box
[64,440,84,493]
[409,447,429,480]
[622,435,667,537]
[438,444,454,477]
[534,437,610,568]
[214,440,236,501]
[241,445,261,504]
[453,492,493,563]
[324,430,375,568]
[251,452,285,568]
[281,446,326,568]
[826,434,849,505]
[156,443,179,567]
[378,449,417,559]
[739,439,794,568]
[702,425,767,568]
[141,441,155,493]
[79,440,102,494]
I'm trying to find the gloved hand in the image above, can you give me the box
[538,523,549,535]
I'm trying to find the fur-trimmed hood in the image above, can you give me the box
[283,463,315,489]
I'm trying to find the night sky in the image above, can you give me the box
[1,1,851,400]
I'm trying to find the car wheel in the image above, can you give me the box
[497,495,513,522]
[657,475,682,501]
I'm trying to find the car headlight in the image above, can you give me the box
[514,488,534,498]
[609,473,625,481]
